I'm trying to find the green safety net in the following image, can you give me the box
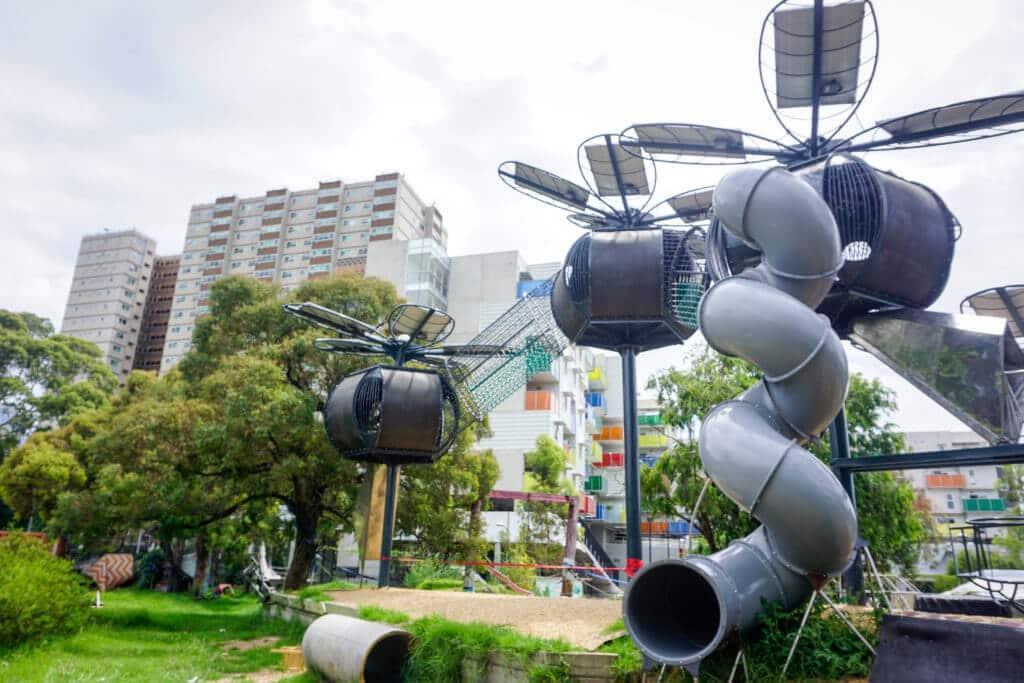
[673,280,704,329]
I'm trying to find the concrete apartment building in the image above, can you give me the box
[133,255,181,372]
[898,430,1012,574]
[161,173,446,371]
[60,230,157,380]
[900,431,1006,525]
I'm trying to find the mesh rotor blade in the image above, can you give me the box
[498,161,591,211]
[852,92,1024,151]
[284,302,385,341]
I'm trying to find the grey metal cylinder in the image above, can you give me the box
[302,614,411,683]
[623,167,857,667]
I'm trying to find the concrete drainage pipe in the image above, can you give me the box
[302,614,411,682]
[622,168,858,669]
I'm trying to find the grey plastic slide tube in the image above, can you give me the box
[623,168,858,668]
[302,613,411,682]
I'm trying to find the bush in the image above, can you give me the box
[416,577,464,591]
[0,533,90,646]
[403,560,461,589]
[929,574,964,593]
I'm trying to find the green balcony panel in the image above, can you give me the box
[963,498,1006,512]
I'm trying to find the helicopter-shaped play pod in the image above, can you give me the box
[499,134,712,575]
[284,302,467,465]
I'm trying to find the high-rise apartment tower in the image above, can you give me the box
[161,174,446,371]
[60,229,157,380]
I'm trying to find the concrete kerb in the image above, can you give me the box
[263,592,636,682]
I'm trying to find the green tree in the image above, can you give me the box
[397,422,499,564]
[177,274,400,589]
[649,348,926,574]
[0,309,116,459]
[519,435,573,565]
[999,464,1024,513]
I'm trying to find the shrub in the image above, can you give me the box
[0,533,89,646]
[416,577,464,591]
[929,574,963,593]
[403,559,461,588]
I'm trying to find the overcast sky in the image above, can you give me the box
[2,0,1022,435]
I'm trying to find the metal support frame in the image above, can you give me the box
[621,346,643,574]
[378,463,399,586]
[831,442,1024,473]
[829,408,864,598]
[996,286,1024,337]
[809,0,824,156]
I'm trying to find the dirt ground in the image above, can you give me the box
[325,587,623,650]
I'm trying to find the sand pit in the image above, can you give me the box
[325,587,623,650]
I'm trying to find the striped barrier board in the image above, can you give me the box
[84,553,134,590]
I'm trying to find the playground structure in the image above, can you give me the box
[500,135,709,577]
[624,167,857,667]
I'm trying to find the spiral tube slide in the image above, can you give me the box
[622,168,858,668]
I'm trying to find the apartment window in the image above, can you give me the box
[373,210,394,219]
[376,180,397,189]
[239,218,248,226]
[946,493,955,510]
[282,271,293,278]
[302,239,314,246]
[343,205,352,213]
[320,203,337,211]
[285,241,297,248]
[171,326,181,334]
[373,195,395,205]
[260,239,277,248]
[231,261,241,269]
[287,226,297,234]
[110,359,120,367]
[168,342,179,349]
[233,247,245,254]
[283,255,295,263]
[342,219,353,227]
[174,312,184,319]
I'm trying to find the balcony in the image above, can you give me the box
[598,426,624,442]
[585,475,604,493]
[638,434,669,449]
[926,474,967,488]
[963,498,1006,512]
[585,408,602,434]
[588,366,607,390]
[638,413,663,426]
[591,442,603,464]
[525,390,553,411]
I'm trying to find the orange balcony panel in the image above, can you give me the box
[926,474,966,488]
[525,391,553,411]
[599,426,624,441]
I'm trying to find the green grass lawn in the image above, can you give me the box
[0,590,317,682]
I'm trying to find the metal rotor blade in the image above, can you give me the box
[313,337,388,355]
[498,161,592,212]
[846,92,1024,152]
[620,123,796,164]
[284,302,388,342]
[387,304,455,344]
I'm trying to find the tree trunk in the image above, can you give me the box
[284,481,322,591]
[160,538,189,592]
[190,531,211,595]
[698,511,718,554]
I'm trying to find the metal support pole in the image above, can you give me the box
[621,347,643,575]
[378,463,399,587]
[829,407,864,600]
[809,0,824,156]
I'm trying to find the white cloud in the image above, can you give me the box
[1,0,1022,436]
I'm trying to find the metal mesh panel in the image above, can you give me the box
[823,157,881,263]
[565,235,590,304]
[353,368,382,438]
[663,229,708,331]
[446,277,569,416]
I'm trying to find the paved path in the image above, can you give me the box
[326,587,623,650]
